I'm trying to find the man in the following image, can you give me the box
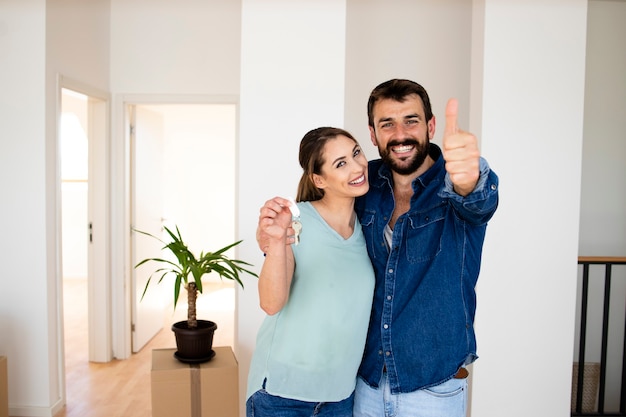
[352,79,498,417]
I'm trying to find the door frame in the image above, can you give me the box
[57,75,112,364]
[111,94,239,359]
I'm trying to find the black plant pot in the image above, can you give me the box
[171,319,217,363]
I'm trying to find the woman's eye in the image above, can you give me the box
[336,161,346,168]
[354,148,361,157]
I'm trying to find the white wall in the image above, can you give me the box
[109,0,241,95]
[579,0,626,257]
[0,1,51,414]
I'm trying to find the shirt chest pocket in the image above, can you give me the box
[358,213,379,260]
[405,206,446,263]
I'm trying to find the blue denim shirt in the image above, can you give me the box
[354,143,499,393]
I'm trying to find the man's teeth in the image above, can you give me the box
[350,175,365,185]
[393,145,413,153]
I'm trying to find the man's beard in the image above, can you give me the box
[379,135,430,175]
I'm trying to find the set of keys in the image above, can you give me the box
[288,197,302,245]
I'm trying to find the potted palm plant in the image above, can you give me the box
[135,225,257,363]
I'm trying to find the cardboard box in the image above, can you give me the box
[151,347,238,417]
[0,356,7,417]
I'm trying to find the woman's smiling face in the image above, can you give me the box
[312,134,369,198]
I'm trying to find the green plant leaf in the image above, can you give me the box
[133,225,258,318]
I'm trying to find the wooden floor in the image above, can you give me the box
[52,279,235,417]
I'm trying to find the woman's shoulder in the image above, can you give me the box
[296,201,313,214]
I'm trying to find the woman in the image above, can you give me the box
[246,127,375,417]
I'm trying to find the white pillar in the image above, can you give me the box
[470,1,587,416]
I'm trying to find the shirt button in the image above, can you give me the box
[388,268,393,274]
[385,351,391,356]
[387,295,392,300]
[491,184,497,190]
[383,324,389,329]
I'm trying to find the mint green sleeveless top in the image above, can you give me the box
[246,202,375,402]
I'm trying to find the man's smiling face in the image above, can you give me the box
[369,94,435,175]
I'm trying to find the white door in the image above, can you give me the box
[130,105,167,352]
[86,94,110,362]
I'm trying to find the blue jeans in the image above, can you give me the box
[246,389,354,417]
[353,372,468,417]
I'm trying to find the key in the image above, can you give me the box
[287,197,302,245]
[292,219,302,245]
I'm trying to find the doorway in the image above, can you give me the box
[59,82,110,365]
[58,83,110,417]
[127,102,239,354]
[60,92,239,361]
[58,91,238,414]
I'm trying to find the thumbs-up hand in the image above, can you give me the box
[442,98,480,197]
